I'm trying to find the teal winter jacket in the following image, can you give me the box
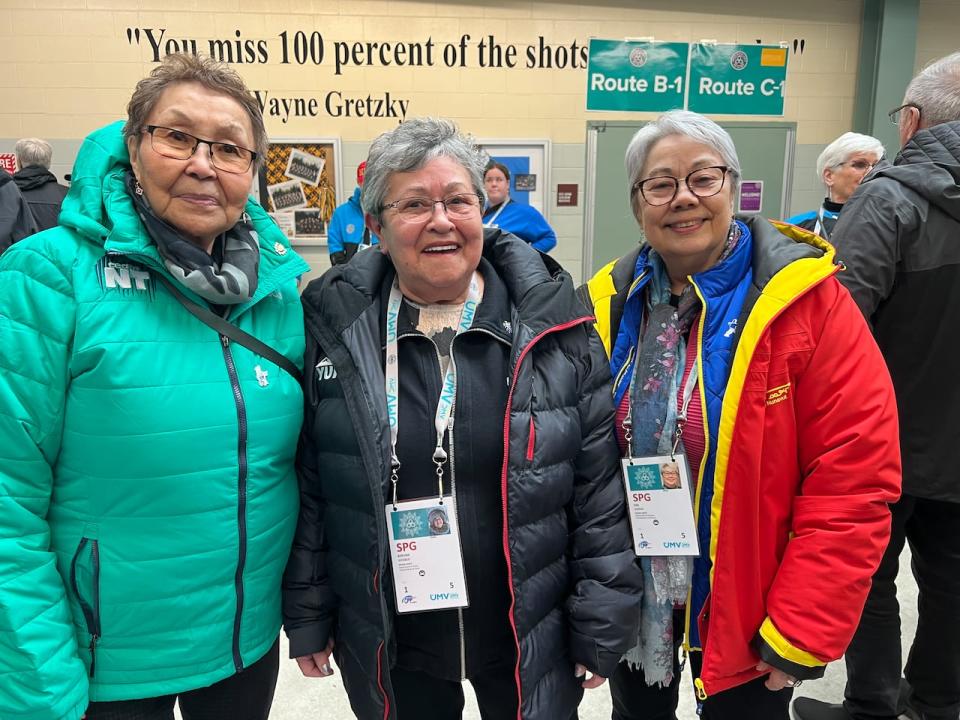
[0,121,309,719]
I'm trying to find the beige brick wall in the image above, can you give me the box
[915,0,960,72]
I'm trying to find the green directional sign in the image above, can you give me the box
[688,44,788,115]
[586,40,688,112]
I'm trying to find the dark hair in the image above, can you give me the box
[484,161,510,182]
[124,53,267,169]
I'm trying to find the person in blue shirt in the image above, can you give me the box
[328,161,378,265]
[786,133,884,241]
[482,161,557,252]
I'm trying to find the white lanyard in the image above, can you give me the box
[483,197,510,227]
[814,203,832,240]
[385,273,482,508]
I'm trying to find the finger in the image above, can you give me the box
[582,674,607,689]
[573,663,586,678]
[296,656,324,678]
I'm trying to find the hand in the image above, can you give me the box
[295,639,335,678]
[755,661,801,691]
[574,663,607,689]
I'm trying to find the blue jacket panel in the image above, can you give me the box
[483,199,557,252]
[327,186,378,254]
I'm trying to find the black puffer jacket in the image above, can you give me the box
[832,120,960,502]
[12,165,69,232]
[284,229,643,720]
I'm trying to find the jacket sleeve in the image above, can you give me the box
[754,281,901,680]
[527,208,557,254]
[326,205,345,255]
[0,242,88,720]
[0,181,38,254]
[564,324,643,678]
[282,328,338,658]
[830,185,917,320]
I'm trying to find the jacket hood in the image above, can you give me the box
[12,165,60,191]
[303,227,584,340]
[349,185,363,210]
[873,120,960,222]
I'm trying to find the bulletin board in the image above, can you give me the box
[255,137,343,247]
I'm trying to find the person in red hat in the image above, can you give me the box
[328,160,378,265]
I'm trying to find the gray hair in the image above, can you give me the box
[15,138,53,169]
[816,132,885,183]
[905,51,960,128]
[624,110,742,204]
[124,53,267,168]
[361,117,487,218]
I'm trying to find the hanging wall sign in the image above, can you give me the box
[586,40,688,112]
[687,44,788,116]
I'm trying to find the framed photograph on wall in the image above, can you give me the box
[476,140,551,218]
[255,138,343,247]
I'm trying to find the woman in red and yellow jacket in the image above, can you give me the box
[579,110,901,720]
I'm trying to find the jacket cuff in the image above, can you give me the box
[753,617,827,681]
[569,628,621,678]
[285,620,332,659]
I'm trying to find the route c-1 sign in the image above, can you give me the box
[586,40,789,116]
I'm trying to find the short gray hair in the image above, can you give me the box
[124,53,267,168]
[361,118,486,218]
[905,51,960,128]
[816,132,885,182]
[624,110,742,204]
[15,138,53,169]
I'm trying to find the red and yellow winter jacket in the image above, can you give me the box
[582,216,901,697]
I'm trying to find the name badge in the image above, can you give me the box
[386,496,469,613]
[620,454,700,557]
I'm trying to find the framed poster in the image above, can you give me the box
[477,140,551,217]
[256,138,342,247]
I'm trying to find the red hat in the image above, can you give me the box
[357,161,366,186]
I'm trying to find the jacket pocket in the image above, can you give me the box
[69,534,101,677]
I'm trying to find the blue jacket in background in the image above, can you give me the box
[483,198,557,253]
[327,186,378,264]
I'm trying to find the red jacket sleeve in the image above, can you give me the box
[755,279,901,679]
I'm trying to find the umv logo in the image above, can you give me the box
[97,257,155,298]
[663,541,691,549]
[429,592,460,601]
[315,357,338,381]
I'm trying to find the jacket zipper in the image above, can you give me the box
[612,346,635,399]
[220,334,249,673]
[69,537,101,678]
[499,315,594,719]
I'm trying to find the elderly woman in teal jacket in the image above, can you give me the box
[0,55,307,720]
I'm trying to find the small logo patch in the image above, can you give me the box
[315,357,338,381]
[255,365,269,387]
[766,383,790,406]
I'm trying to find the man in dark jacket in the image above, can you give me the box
[13,137,69,232]
[793,51,960,720]
[0,168,36,254]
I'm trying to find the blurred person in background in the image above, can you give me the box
[482,160,557,252]
[13,136,70,231]
[328,159,379,265]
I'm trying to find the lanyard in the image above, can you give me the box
[385,273,482,508]
[622,354,699,461]
[483,197,510,227]
[814,203,832,240]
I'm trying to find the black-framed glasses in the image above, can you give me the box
[381,193,483,222]
[632,166,730,207]
[888,103,921,126]
[143,125,257,174]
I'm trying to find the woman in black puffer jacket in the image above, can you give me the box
[283,117,642,720]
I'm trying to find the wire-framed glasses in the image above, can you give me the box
[143,125,257,174]
[381,193,483,222]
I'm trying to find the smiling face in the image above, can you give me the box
[367,155,484,305]
[483,166,509,206]
[127,81,255,253]
[635,134,734,282]
[823,151,880,203]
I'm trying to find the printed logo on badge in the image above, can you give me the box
[766,382,790,406]
[315,357,338,381]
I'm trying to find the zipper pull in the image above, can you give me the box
[88,634,100,678]
[694,677,708,701]
[221,334,229,348]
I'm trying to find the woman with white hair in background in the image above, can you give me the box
[787,132,885,240]
[579,110,901,719]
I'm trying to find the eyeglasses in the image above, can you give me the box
[381,193,482,222]
[838,159,877,173]
[888,103,921,126]
[632,166,730,207]
[143,125,257,174]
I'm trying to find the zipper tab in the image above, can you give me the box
[526,416,536,461]
[88,634,100,678]
[694,677,708,700]
[221,334,229,348]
